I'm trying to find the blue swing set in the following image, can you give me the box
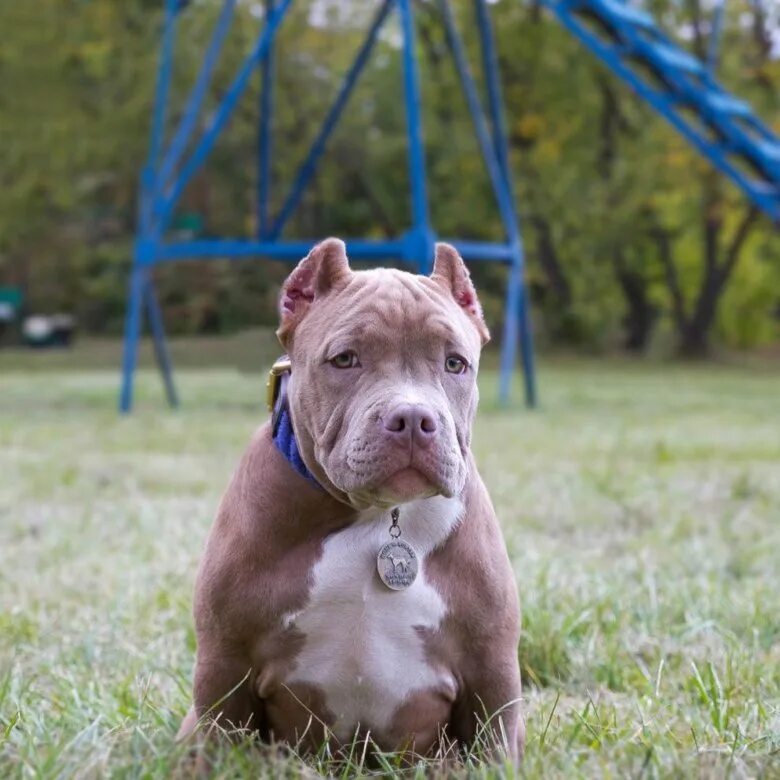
[122,0,779,413]
[121,0,536,412]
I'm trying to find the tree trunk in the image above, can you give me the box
[677,322,711,358]
[684,0,707,62]
[653,201,759,357]
[615,253,657,352]
[596,73,653,353]
[679,205,759,356]
[531,215,571,307]
[681,265,721,357]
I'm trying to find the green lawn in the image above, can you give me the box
[1,351,779,777]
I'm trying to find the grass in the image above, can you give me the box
[1,340,779,777]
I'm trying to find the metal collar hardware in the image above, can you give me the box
[266,354,292,413]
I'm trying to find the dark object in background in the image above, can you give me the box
[0,287,23,345]
[22,314,76,348]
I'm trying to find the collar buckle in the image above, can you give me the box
[266,354,292,413]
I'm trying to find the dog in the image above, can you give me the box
[179,238,524,762]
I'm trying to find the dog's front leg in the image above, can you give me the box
[176,651,262,776]
[178,649,260,741]
[452,656,524,765]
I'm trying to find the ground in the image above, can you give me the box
[0,341,779,778]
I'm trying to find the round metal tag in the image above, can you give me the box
[377,540,418,591]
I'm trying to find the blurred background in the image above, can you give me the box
[1,0,778,367]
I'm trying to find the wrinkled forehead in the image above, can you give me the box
[300,268,481,358]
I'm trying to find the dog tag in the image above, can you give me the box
[377,540,418,591]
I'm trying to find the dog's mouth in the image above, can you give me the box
[335,435,463,507]
[339,462,453,509]
[368,455,460,505]
[378,467,438,502]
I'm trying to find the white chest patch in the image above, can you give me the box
[284,495,462,740]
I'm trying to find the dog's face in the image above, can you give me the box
[277,239,489,509]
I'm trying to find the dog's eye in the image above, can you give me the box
[445,355,468,374]
[330,351,359,369]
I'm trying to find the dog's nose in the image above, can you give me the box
[383,403,438,446]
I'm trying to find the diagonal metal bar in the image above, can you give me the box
[156,0,237,195]
[119,263,147,413]
[140,0,180,234]
[474,0,517,216]
[155,0,293,235]
[268,0,396,240]
[398,0,433,272]
[473,0,536,407]
[148,0,180,173]
[540,0,779,220]
[144,276,179,408]
[436,0,517,242]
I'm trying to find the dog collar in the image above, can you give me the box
[267,356,323,489]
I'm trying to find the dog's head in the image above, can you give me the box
[277,238,489,509]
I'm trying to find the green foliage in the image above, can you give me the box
[0,1,777,349]
[716,231,780,348]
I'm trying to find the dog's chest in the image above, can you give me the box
[282,496,462,740]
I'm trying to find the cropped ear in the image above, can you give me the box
[431,242,490,345]
[277,238,351,345]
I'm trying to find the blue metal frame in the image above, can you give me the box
[123,0,780,413]
[257,0,275,239]
[125,0,179,413]
[399,0,434,274]
[121,0,538,411]
[144,274,178,407]
[154,0,294,235]
[539,0,780,219]
[140,0,178,233]
[269,0,396,240]
[473,0,537,407]
[156,0,237,201]
[442,0,537,406]
[137,237,521,264]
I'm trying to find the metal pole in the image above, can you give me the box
[269,0,396,240]
[438,0,516,235]
[124,0,179,412]
[500,261,521,405]
[398,0,433,273]
[149,0,179,174]
[474,0,537,407]
[474,0,513,202]
[140,0,179,232]
[504,252,536,407]
[156,0,294,234]
[119,264,147,413]
[157,0,237,198]
[145,277,179,408]
[257,0,275,238]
